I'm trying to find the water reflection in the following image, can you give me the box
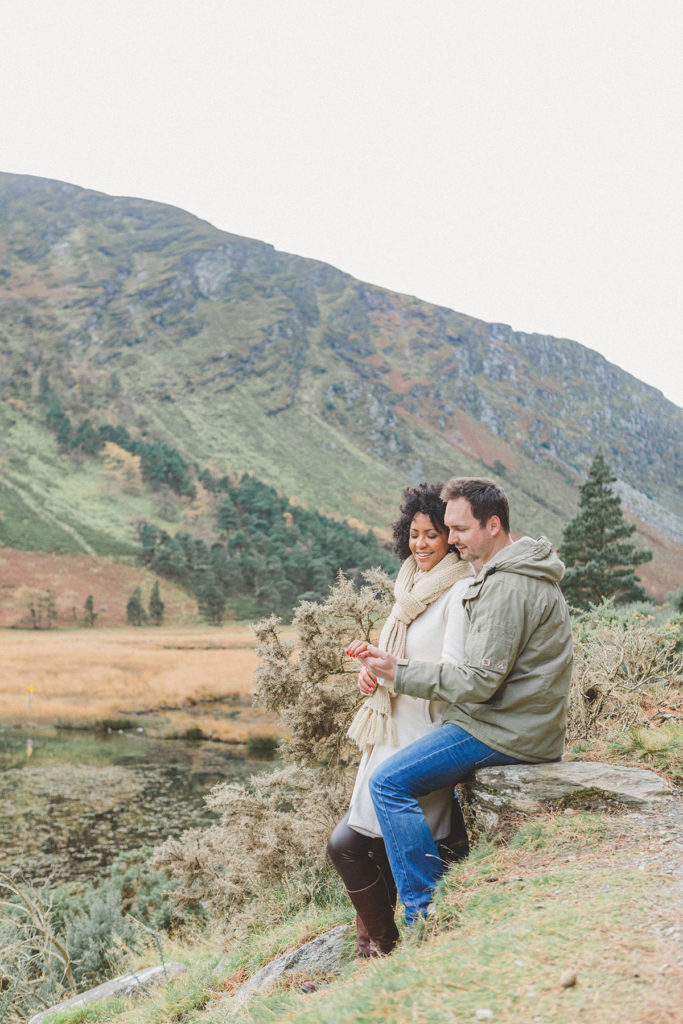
[0,729,275,886]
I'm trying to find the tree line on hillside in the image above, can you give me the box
[40,374,196,498]
[137,452,657,623]
[36,373,661,621]
[36,377,397,623]
[138,472,397,622]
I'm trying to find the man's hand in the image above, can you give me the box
[346,640,398,686]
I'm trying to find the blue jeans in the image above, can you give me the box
[369,723,519,922]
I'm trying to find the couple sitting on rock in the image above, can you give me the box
[328,476,574,956]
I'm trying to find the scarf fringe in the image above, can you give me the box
[346,687,397,750]
[347,552,472,752]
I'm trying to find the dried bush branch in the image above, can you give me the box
[252,568,393,773]
[567,611,683,743]
[154,569,394,931]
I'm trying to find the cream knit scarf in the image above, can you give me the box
[347,551,471,751]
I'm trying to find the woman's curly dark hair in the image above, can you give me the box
[392,482,457,561]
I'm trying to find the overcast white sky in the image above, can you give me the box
[3,0,682,406]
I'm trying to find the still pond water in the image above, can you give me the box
[0,728,275,886]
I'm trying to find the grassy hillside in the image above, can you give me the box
[1,580,680,1024]
[103,809,678,1024]
[1,172,681,601]
[0,400,147,557]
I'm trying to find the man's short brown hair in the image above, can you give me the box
[440,477,510,533]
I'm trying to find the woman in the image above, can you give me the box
[327,482,473,956]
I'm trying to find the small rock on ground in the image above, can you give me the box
[28,963,187,1024]
[231,925,349,1004]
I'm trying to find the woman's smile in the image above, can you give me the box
[408,512,450,571]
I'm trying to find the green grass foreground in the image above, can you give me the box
[46,807,680,1024]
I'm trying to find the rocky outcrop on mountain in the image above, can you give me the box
[614,480,683,546]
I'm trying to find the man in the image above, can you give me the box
[348,477,573,923]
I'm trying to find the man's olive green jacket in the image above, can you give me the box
[394,536,574,762]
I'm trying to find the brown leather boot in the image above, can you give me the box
[347,875,400,957]
[355,912,374,958]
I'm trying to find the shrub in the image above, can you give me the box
[609,723,682,783]
[153,568,393,932]
[63,886,138,988]
[182,726,204,741]
[93,718,138,733]
[154,764,351,933]
[0,850,186,1022]
[566,600,683,746]
[252,568,393,771]
[668,583,683,615]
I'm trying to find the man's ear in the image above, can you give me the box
[488,515,502,537]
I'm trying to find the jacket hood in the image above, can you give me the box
[478,535,566,584]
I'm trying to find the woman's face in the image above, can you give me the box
[408,512,450,571]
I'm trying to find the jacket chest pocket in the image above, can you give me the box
[467,625,515,677]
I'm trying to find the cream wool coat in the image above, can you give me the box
[347,575,471,839]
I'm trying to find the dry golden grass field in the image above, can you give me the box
[1,624,286,743]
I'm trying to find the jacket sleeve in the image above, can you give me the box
[394,578,526,705]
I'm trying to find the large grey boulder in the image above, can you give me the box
[28,963,187,1024]
[469,760,673,831]
[231,925,349,1004]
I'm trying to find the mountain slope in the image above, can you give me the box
[1,172,681,599]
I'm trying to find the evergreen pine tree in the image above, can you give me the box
[197,577,226,625]
[73,418,104,455]
[148,581,165,626]
[83,594,97,626]
[217,496,239,534]
[126,587,146,626]
[56,415,72,448]
[46,398,65,428]
[38,371,51,402]
[559,451,652,608]
[138,523,161,565]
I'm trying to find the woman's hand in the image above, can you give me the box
[346,640,398,686]
[357,664,377,695]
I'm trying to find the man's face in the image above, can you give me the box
[444,497,499,568]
